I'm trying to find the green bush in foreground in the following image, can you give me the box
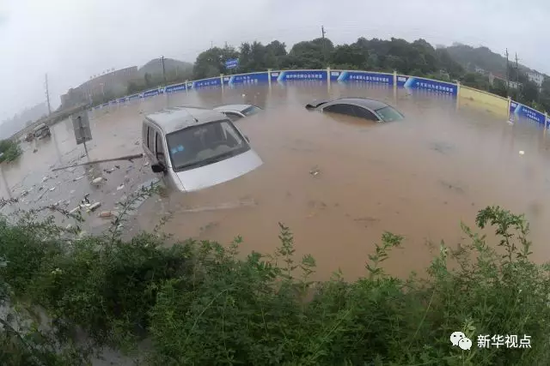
[0,206,549,365]
[0,139,22,163]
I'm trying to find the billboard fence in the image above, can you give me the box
[90,68,549,128]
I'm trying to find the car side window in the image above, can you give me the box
[155,132,166,164]
[324,104,355,117]
[147,126,155,149]
[353,106,379,121]
[221,121,243,147]
[224,112,243,122]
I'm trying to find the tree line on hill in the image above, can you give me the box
[119,37,550,114]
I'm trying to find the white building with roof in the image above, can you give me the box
[527,71,544,87]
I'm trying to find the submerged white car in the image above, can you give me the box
[213,104,262,122]
[142,106,263,192]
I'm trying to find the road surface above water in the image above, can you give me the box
[2,82,550,280]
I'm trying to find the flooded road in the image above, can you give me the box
[3,82,550,279]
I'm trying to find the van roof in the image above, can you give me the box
[33,123,48,131]
[145,106,227,134]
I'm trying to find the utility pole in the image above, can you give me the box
[210,40,213,49]
[321,25,327,66]
[504,48,510,96]
[515,53,520,100]
[161,55,167,86]
[44,74,52,115]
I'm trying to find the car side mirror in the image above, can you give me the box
[151,163,165,173]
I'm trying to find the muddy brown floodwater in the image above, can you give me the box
[3,82,550,280]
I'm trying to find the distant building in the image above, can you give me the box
[527,71,544,87]
[508,80,521,90]
[474,65,486,75]
[60,66,139,109]
[489,72,521,90]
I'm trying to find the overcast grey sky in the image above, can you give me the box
[0,0,548,120]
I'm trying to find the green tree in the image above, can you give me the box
[284,38,334,69]
[330,44,368,69]
[461,72,490,90]
[238,41,268,73]
[489,78,508,98]
[144,72,153,87]
[539,78,550,112]
[264,40,287,69]
[435,48,464,79]
[520,79,540,105]
[0,139,22,163]
[193,46,239,79]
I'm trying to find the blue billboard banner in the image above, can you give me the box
[109,100,118,105]
[228,72,269,86]
[275,70,326,82]
[118,97,127,103]
[330,70,341,81]
[101,103,109,108]
[336,71,393,86]
[397,75,457,95]
[225,59,239,70]
[128,94,140,101]
[193,77,221,89]
[510,101,545,125]
[143,88,160,98]
[165,83,187,93]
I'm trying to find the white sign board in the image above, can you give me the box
[71,111,92,145]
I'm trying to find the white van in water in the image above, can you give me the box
[142,106,263,192]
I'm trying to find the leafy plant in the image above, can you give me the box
[1,205,550,365]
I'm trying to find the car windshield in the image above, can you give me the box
[166,120,249,172]
[242,105,262,116]
[375,106,404,122]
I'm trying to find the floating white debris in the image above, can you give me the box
[519,150,525,155]
[49,187,56,191]
[92,177,103,184]
[88,202,101,212]
[73,176,84,182]
[117,184,125,191]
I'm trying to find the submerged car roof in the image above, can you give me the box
[306,97,389,110]
[145,106,227,134]
[213,104,253,113]
[336,97,389,110]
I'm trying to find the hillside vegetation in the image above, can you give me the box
[444,44,534,76]
[189,37,549,113]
